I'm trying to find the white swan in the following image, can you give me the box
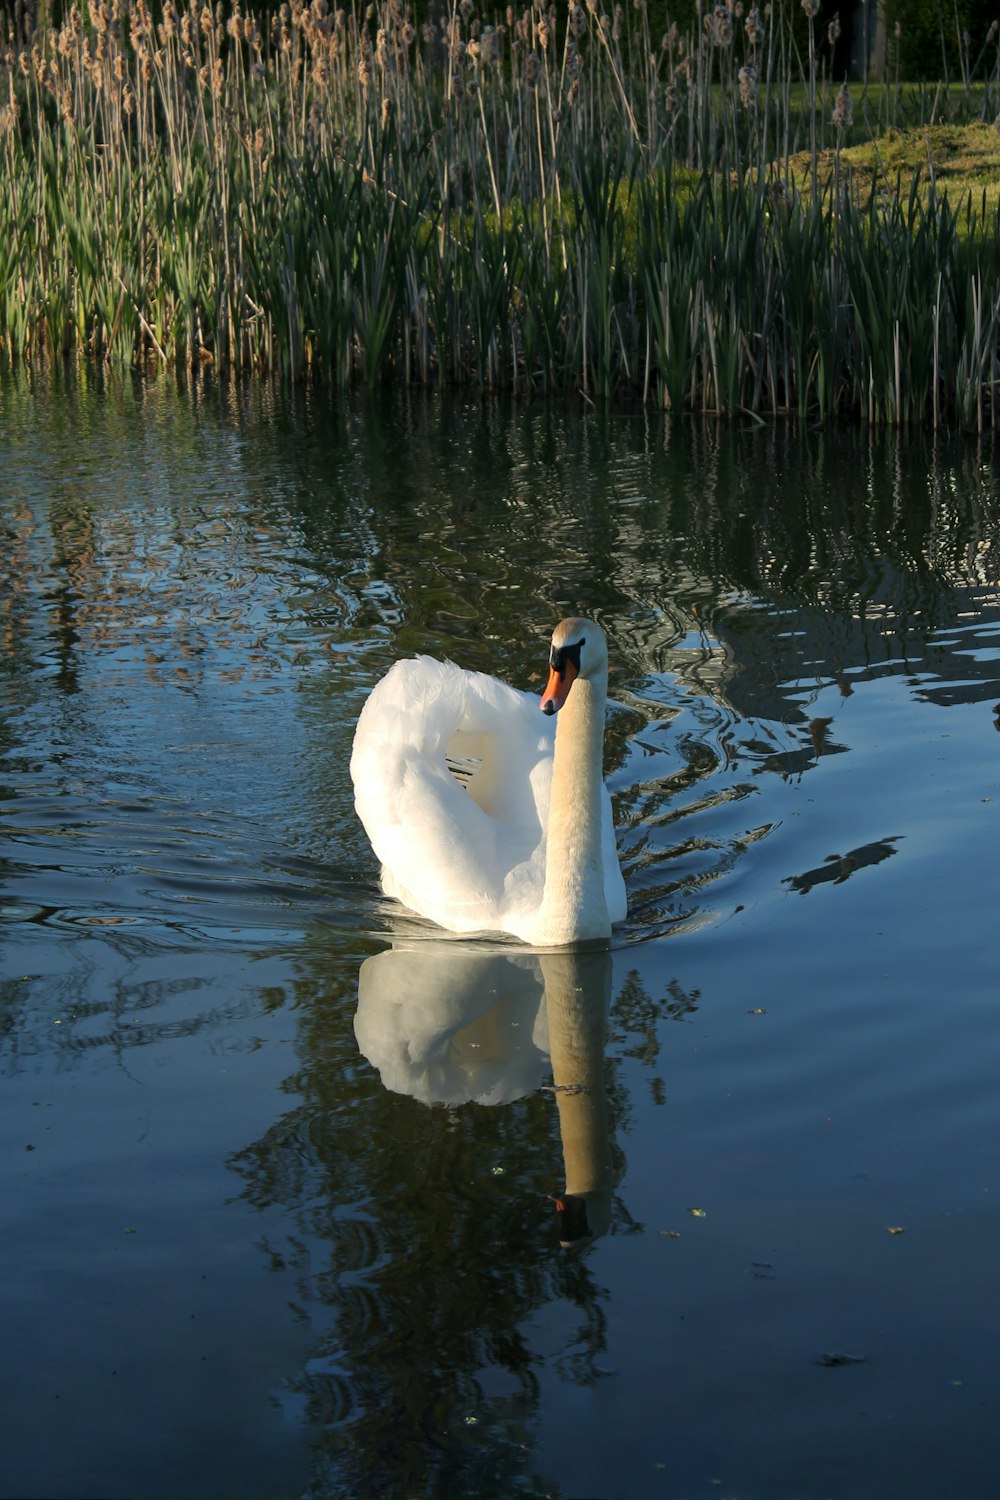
[350,616,627,946]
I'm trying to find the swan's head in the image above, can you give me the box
[540,616,607,715]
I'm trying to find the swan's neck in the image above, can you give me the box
[538,678,610,946]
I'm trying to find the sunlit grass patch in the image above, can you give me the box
[788,121,1000,219]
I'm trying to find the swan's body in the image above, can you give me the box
[350,617,626,946]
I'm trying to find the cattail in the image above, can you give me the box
[801,0,819,18]
[357,55,372,86]
[211,56,223,93]
[828,15,841,45]
[738,62,756,105]
[744,6,764,45]
[832,79,852,128]
[611,3,622,42]
[537,16,549,49]
[707,5,732,46]
[524,48,539,85]
[570,2,586,38]
[122,83,135,113]
[480,24,498,64]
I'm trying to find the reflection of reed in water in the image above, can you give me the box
[354,943,616,1243]
[540,949,614,1248]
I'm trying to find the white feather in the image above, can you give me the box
[350,624,627,945]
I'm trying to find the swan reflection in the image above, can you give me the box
[355,943,614,1244]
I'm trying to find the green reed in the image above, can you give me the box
[2,0,1000,425]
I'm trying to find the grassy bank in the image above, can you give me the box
[3,0,1000,425]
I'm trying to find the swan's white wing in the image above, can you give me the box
[350,656,556,936]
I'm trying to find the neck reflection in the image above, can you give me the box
[355,941,615,1245]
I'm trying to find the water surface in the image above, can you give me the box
[1,372,999,1498]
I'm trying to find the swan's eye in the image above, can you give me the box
[549,638,584,679]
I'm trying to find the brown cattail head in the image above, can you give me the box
[832,79,852,129]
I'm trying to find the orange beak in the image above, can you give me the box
[540,660,579,715]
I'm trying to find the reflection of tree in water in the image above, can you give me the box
[229,952,686,1498]
[611,970,700,1074]
[617,423,1000,717]
[331,402,1000,720]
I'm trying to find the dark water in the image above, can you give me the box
[1,371,999,1499]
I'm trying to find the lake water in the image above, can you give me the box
[1,371,999,1499]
